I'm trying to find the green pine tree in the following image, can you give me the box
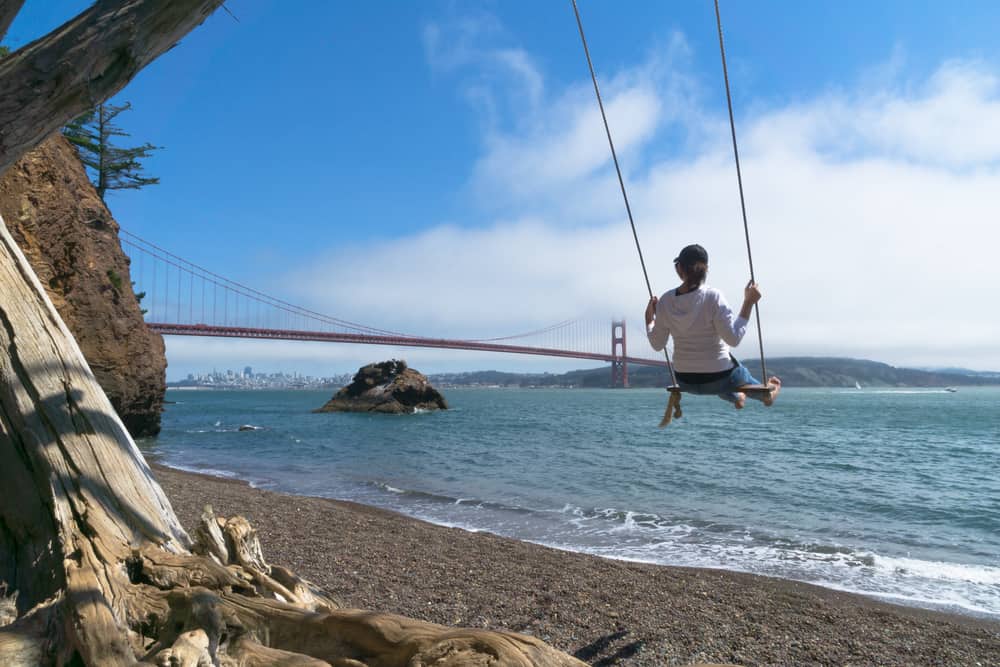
[62,101,161,200]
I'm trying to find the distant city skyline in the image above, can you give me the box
[164,345,615,382]
[172,366,354,389]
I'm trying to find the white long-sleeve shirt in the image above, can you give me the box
[646,285,749,373]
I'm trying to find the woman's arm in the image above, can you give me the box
[713,283,761,347]
[645,295,671,351]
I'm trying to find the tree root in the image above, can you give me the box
[0,582,17,627]
[0,603,51,666]
[153,628,212,666]
[227,635,334,667]
[120,507,585,667]
[1,507,586,666]
[142,589,583,667]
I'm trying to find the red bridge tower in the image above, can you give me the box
[611,319,628,388]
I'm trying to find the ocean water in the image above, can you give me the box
[140,386,1000,619]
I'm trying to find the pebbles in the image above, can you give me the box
[156,465,1000,666]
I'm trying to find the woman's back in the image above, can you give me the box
[644,243,779,407]
[649,284,746,373]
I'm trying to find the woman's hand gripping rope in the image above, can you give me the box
[645,296,658,327]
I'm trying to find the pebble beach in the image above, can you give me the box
[155,464,1000,666]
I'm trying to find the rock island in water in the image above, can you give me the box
[314,359,448,414]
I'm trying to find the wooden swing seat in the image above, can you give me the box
[667,384,772,396]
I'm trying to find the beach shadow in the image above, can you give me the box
[574,630,644,665]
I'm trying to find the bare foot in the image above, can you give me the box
[734,392,746,409]
[763,377,782,406]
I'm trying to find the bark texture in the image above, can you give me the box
[0,133,167,436]
[0,0,225,175]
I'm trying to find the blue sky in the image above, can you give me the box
[7,2,1000,379]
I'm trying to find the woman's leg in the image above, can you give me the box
[760,376,781,405]
[725,365,780,407]
[718,391,746,408]
[746,373,781,407]
[710,367,753,408]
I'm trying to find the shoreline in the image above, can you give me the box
[152,462,1000,666]
[154,459,998,625]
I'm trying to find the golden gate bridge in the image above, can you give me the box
[122,230,668,387]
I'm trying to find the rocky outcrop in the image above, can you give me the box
[0,134,166,436]
[315,360,448,414]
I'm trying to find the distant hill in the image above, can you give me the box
[429,370,561,387]
[916,366,1000,380]
[430,357,1000,389]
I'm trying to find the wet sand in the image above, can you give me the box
[154,464,1000,666]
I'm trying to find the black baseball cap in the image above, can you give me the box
[674,244,708,265]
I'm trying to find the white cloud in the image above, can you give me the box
[473,84,661,207]
[290,218,639,332]
[744,60,1000,168]
[422,14,504,71]
[422,14,545,129]
[493,48,544,109]
[177,26,1000,374]
[864,63,1000,166]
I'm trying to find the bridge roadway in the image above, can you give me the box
[148,323,669,368]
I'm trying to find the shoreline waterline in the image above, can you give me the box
[153,458,1000,623]
[151,462,1000,666]
[147,386,1000,625]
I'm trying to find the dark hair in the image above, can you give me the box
[678,259,708,287]
[674,243,708,288]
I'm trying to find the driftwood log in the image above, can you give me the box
[0,2,586,664]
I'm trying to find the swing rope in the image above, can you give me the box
[714,0,768,386]
[570,0,679,396]
[572,0,771,420]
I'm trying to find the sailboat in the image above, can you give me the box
[855,381,862,390]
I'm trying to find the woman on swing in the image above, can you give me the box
[644,244,780,409]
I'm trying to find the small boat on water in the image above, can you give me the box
[855,381,862,390]
[945,387,958,393]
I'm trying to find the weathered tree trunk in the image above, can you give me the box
[0,1,26,42]
[0,0,224,175]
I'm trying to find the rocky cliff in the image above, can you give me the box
[315,360,448,414]
[0,134,166,436]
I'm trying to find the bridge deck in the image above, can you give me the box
[147,323,669,368]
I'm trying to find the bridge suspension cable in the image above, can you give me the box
[122,229,411,337]
[122,229,665,371]
[465,318,580,343]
